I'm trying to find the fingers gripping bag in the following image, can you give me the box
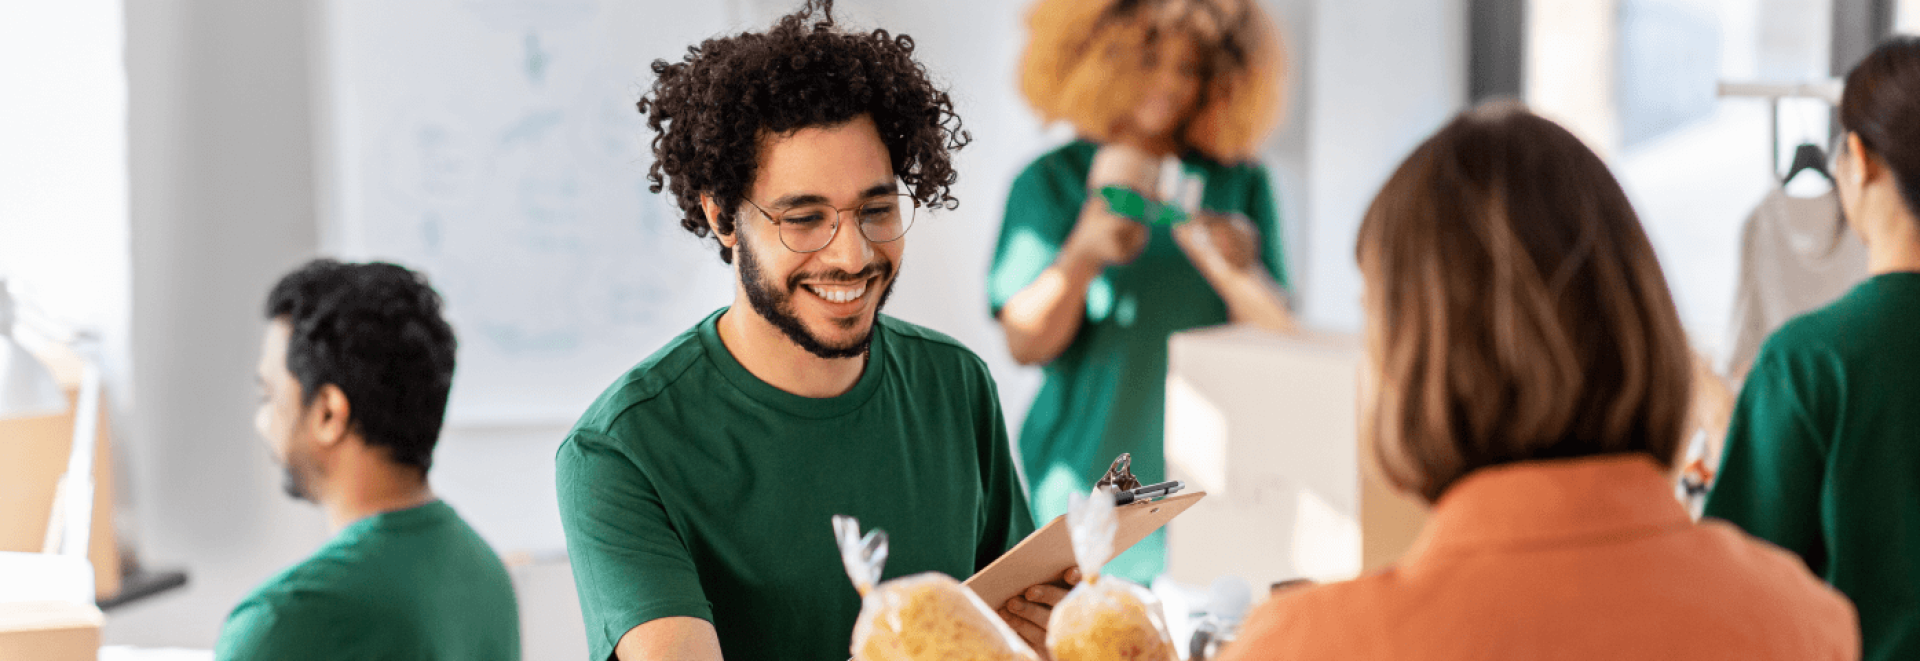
[833,515,1039,661]
[1045,489,1180,661]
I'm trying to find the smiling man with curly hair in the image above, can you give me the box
[554,2,1049,659]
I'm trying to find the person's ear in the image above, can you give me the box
[701,195,739,249]
[308,384,352,449]
[1845,132,1880,187]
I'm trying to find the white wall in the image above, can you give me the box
[1298,0,1469,332]
[111,0,331,647]
[1262,0,1316,312]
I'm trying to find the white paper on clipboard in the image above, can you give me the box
[964,491,1207,607]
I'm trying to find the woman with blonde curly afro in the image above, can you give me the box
[987,0,1295,611]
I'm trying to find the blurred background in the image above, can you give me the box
[1,0,1915,657]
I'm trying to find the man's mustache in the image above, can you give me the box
[785,262,893,289]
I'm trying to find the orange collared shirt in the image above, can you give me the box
[1220,455,1858,660]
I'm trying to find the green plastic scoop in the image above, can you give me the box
[1098,185,1189,226]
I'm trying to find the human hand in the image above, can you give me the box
[1087,143,1162,193]
[1689,353,1734,437]
[1063,144,1162,271]
[1174,210,1264,276]
[998,566,1081,656]
[1062,204,1150,270]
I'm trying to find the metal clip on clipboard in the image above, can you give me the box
[1094,453,1186,506]
[964,453,1206,608]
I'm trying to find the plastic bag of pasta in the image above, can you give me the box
[1045,489,1180,661]
[834,515,1039,661]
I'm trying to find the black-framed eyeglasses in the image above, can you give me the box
[741,193,920,254]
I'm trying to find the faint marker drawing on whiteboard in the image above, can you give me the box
[462,0,595,30]
[325,0,734,425]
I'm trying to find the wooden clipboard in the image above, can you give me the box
[964,491,1206,607]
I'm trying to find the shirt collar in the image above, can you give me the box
[695,306,889,419]
[1399,454,1692,566]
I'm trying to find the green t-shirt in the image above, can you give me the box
[214,501,520,660]
[986,141,1287,583]
[1705,272,1920,661]
[556,309,1035,661]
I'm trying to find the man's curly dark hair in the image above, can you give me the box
[267,259,457,473]
[638,0,969,263]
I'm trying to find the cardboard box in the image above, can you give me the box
[0,601,102,661]
[0,345,120,600]
[1163,326,1427,593]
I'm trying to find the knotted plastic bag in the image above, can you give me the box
[834,515,1039,661]
[1044,489,1179,661]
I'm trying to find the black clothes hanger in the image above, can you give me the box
[1782,142,1833,184]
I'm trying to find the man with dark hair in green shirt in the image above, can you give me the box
[217,259,520,660]
[555,2,1051,660]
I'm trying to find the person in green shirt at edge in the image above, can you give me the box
[989,0,1297,584]
[216,259,520,660]
[1704,36,1920,661]
[554,2,1066,659]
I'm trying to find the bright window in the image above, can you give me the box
[1527,0,1838,361]
[0,1,129,332]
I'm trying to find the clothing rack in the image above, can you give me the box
[1717,80,1845,174]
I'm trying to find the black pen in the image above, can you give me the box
[1115,480,1184,505]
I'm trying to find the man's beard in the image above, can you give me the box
[735,231,897,360]
[280,447,319,503]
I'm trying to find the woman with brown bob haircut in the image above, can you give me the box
[1219,102,1857,660]
[987,0,1295,597]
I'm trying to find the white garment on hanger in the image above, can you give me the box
[1722,188,1868,384]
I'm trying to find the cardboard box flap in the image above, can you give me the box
[0,600,102,661]
[0,601,103,633]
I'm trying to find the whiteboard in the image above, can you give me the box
[320,0,752,426]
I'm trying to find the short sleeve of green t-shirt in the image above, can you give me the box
[556,429,712,658]
[217,592,347,660]
[1245,163,1291,292]
[987,147,1086,316]
[1703,331,1835,568]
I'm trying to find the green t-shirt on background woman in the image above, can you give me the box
[1707,273,1920,661]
